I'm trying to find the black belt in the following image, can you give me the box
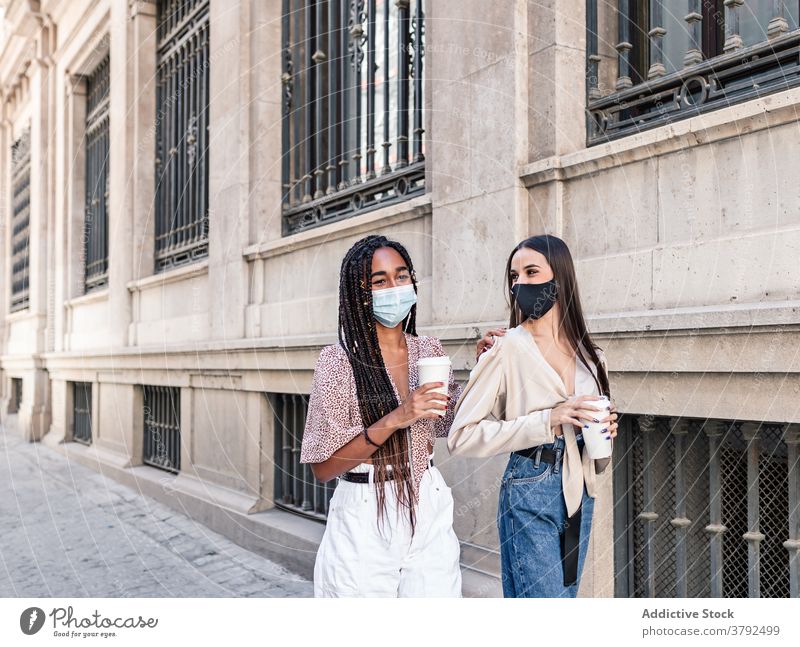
[511,436,584,465]
[339,458,434,484]
[512,445,561,465]
[511,441,584,587]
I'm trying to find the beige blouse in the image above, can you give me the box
[447,324,611,518]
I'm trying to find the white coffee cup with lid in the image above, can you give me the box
[416,356,450,417]
[580,395,613,460]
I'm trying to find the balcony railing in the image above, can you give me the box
[586,1,800,144]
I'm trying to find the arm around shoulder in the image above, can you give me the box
[447,335,556,457]
[428,337,465,439]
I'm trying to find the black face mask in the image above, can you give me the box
[511,279,558,321]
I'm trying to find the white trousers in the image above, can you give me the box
[313,459,462,597]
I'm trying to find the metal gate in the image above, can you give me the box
[72,382,93,445]
[143,385,181,473]
[614,415,799,597]
[269,392,335,520]
[9,378,22,414]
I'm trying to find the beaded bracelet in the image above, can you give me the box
[363,428,381,448]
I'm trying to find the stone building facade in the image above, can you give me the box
[1,0,798,597]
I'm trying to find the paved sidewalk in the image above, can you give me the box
[0,423,312,597]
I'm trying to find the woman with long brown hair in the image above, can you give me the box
[300,234,463,597]
[448,234,619,597]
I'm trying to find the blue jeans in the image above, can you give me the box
[497,433,595,597]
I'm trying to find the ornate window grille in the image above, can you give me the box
[154,0,210,272]
[614,415,800,597]
[10,128,31,313]
[84,55,110,292]
[269,392,335,520]
[72,382,93,445]
[281,0,426,235]
[586,1,800,144]
[143,385,181,473]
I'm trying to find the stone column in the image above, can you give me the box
[57,74,88,352]
[248,0,283,246]
[426,0,532,325]
[107,0,157,347]
[24,17,56,441]
[523,0,592,237]
[0,102,10,363]
[28,39,51,334]
[43,16,58,356]
[207,0,250,341]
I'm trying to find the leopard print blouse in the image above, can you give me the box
[300,332,463,497]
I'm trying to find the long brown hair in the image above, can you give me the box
[338,235,419,534]
[504,234,610,397]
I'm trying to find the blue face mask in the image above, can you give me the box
[372,283,417,328]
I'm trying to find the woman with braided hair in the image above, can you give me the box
[300,234,463,597]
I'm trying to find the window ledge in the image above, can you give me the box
[40,300,800,365]
[3,308,38,324]
[586,30,800,144]
[243,193,433,262]
[126,259,209,293]
[65,288,109,309]
[429,300,800,341]
[520,83,800,188]
[588,300,800,335]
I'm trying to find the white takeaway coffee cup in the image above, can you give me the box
[580,395,613,460]
[416,356,451,417]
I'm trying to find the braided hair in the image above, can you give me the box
[338,235,419,534]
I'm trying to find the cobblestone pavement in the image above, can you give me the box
[0,423,312,597]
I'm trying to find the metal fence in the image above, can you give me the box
[142,385,181,473]
[281,0,426,235]
[10,127,31,313]
[154,0,210,272]
[269,392,335,520]
[614,414,799,597]
[84,55,110,292]
[72,382,93,445]
[9,378,22,414]
[586,1,800,144]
